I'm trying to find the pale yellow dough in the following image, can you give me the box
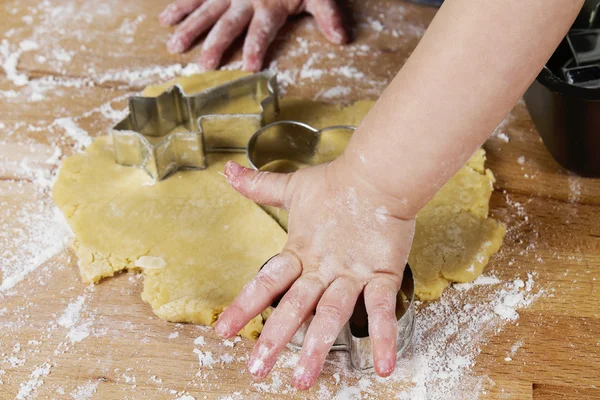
[53,71,505,338]
[409,150,506,299]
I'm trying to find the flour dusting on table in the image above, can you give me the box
[0,187,71,293]
[0,1,553,398]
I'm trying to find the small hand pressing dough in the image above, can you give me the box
[52,72,505,338]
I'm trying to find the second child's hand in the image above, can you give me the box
[159,0,347,71]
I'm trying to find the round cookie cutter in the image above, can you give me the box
[246,120,355,170]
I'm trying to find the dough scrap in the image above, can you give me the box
[408,150,505,299]
[53,71,505,338]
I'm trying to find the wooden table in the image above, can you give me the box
[1,1,599,399]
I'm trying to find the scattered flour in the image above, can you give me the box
[496,133,510,143]
[344,273,539,399]
[0,198,71,293]
[122,369,137,385]
[58,295,87,329]
[118,15,145,44]
[318,86,352,101]
[0,39,40,86]
[454,275,502,291]
[98,102,129,121]
[66,321,92,343]
[369,19,385,33]
[8,356,26,368]
[95,63,203,86]
[56,290,95,343]
[197,270,542,400]
[194,336,206,346]
[16,363,51,400]
[70,380,99,400]
[492,111,515,142]
[567,173,582,203]
[193,349,217,368]
[0,3,548,399]
[510,339,524,355]
[505,338,524,362]
[54,117,92,151]
[333,372,341,385]
[220,354,235,364]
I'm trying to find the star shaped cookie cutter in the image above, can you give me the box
[111,71,279,180]
[262,263,416,371]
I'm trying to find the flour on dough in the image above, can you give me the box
[53,72,505,340]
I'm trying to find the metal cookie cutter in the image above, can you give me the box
[246,120,355,170]
[246,121,356,231]
[111,71,278,180]
[263,264,415,372]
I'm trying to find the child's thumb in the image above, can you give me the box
[224,161,292,208]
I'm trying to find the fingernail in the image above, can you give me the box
[167,35,185,54]
[292,367,312,390]
[242,59,261,73]
[159,5,176,25]
[194,62,208,73]
[200,55,219,71]
[331,30,345,44]
[225,161,243,176]
[247,357,267,378]
[214,320,229,338]
[376,359,393,376]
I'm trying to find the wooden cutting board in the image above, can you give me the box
[1,1,599,399]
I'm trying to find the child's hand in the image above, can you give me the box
[214,158,415,389]
[159,0,347,71]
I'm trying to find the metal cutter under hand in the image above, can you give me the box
[262,263,416,372]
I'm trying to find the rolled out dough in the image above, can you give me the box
[52,71,505,338]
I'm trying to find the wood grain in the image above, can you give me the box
[1,1,599,399]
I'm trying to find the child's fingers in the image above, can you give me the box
[214,251,302,338]
[167,0,230,54]
[159,0,207,26]
[198,1,254,70]
[364,275,402,377]
[246,274,326,380]
[224,161,293,209]
[292,277,362,390]
[305,0,347,44]
[242,6,288,71]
